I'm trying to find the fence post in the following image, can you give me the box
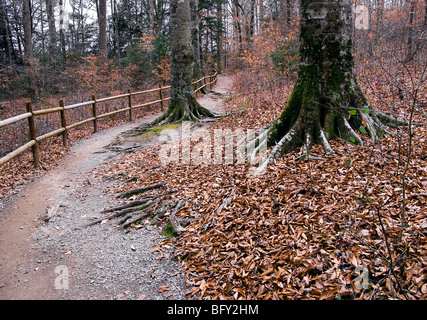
[128,89,133,121]
[91,95,98,133]
[59,100,68,148]
[25,102,40,168]
[193,81,197,98]
[158,84,164,112]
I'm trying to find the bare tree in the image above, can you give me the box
[97,0,107,59]
[216,0,223,73]
[22,0,32,60]
[45,0,57,62]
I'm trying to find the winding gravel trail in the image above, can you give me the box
[0,74,232,300]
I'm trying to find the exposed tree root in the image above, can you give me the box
[116,182,167,199]
[241,99,426,176]
[235,0,426,175]
[169,200,187,235]
[86,182,188,232]
[198,86,210,95]
[128,94,221,136]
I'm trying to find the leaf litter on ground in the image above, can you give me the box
[95,72,426,300]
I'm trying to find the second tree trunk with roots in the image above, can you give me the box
[154,0,214,124]
[248,0,406,173]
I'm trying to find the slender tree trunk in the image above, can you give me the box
[216,1,223,73]
[233,0,243,54]
[22,0,37,97]
[404,1,418,63]
[97,0,108,59]
[111,0,120,63]
[286,0,292,34]
[22,0,32,60]
[1,2,14,64]
[40,1,46,52]
[375,0,384,41]
[190,0,205,87]
[246,0,255,41]
[59,0,66,61]
[147,0,155,35]
[424,0,427,28]
[45,0,57,63]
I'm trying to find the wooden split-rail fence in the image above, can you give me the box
[0,72,218,168]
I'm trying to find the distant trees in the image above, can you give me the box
[0,0,425,101]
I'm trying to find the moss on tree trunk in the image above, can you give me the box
[247,0,410,174]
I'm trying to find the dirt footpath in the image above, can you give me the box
[0,74,232,300]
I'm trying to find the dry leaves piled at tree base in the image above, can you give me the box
[98,96,426,300]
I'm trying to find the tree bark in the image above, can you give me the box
[190,0,208,93]
[59,0,66,61]
[97,0,107,59]
[1,2,15,64]
[216,1,223,73]
[45,0,57,63]
[246,0,405,174]
[403,1,418,63]
[22,0,32,60]
[147,0,215,124]
[232,0,243,55]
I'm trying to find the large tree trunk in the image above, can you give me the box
[149,0,214,124]
[246,0,406,174]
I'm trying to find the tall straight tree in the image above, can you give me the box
[22,0,32,60]
[190,0,208,93]
[190,0,201,79]
[216,0,223,73]
[45,0,57,63]
[148,0,215,124]
[97,0,107,59]
[59,0,66,61]
[245,0,409,173]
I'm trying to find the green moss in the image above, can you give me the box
[323,111,336,140]
[149,123,181,134]
[267,84,302,145]
[335,21,343,30]
[133,123,181,138]
[162,221,178,238]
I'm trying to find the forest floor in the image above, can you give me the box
[0,72,426,301]
[0,74,233,300]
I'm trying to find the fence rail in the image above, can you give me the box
[0,72,217,168]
